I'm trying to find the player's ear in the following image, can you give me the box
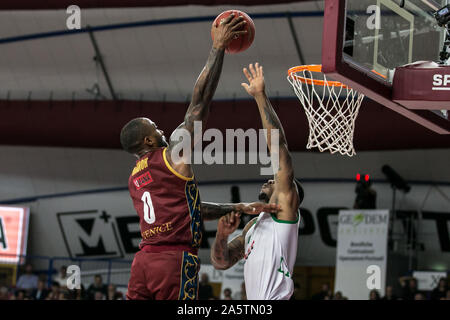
[143,136,155,147]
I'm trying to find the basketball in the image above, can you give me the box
[211,10,255,54]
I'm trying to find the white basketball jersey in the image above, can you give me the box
[243,211,300,300]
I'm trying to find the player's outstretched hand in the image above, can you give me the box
[241,62,265,97]
[235,202,281,215]
[217,212,241,236]
[212,13,248,50]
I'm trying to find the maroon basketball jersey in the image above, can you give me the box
[128,147,202,250]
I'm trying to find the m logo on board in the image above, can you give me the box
[57,210,123,259]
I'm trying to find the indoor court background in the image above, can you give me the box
[0,0,449,300]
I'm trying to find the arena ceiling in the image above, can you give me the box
[0,1,449,151]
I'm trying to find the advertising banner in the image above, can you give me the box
[0,206,30,264]
[334,210,390,300]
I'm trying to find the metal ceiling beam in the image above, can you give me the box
[286,12,306,65]
[87,26,118,101]
[0,1,308,10]
[0,11,324,46]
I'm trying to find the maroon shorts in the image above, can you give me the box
[126,246,200,300]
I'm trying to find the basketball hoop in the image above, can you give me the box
[287,65,365,157]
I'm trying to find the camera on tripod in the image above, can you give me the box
[435,4,450,64]
[435,4,450,27]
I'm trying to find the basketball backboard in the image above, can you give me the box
[322,0,450,134]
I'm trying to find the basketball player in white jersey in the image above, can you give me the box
[211,63,302,300]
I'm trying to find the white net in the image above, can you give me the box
[287,66,365,157]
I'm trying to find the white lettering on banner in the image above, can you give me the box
[433,74,450,90]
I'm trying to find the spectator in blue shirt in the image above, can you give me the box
[16,263,38,291]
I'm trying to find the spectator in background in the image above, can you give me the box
[414,292,426,300]
[233,282,247,300]
[198,273,214,300]
[16,263,39,291]
[58,290,70,300]
[399,276,420,300]
[31,279,49,300]
[333,291,344,300]
[0,286,10,300]
[12,290,26,300]
[46,282,61,300]
[67,283,86,300]
[381,285,397,301]
[94,291,105,300]
[430,278,448,300]
[223,288,233,300]
[369,289,381,300]
[312,283,332,300]
[53,266,68,288]
[445,290,450,300]
[87,274,108,300]
[106,284,123,300]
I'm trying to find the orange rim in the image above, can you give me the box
[288,65,349,88]
[371,69,387,79]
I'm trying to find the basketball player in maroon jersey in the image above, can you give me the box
[120,15,279,300]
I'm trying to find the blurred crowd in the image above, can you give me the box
[2,265,448,301]
[0,264,124,300]
[198,273,450,300]
[310,276,450,300]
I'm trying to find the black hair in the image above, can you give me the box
[258,178,304,205]
[120,118,152,154]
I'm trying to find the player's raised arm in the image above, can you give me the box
[211,213,257,270]
[201,202,281,221]
[165,14,247,176]
[241,63,300,221]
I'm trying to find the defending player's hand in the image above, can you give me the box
[235,202,281,215]
[212,14,248,50]
[217,212,241,236]
[241,62,265,97]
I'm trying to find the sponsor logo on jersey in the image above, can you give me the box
[132,158,148,176]
[133,171,153,190]
[433,74,450,90]
[141,222,173,240]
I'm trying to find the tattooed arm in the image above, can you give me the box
[211,213,257,270]
[165,14,247,178]
[201,202,281,221]
[241,63,300,221]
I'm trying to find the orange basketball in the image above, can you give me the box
[211,10,255,54]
